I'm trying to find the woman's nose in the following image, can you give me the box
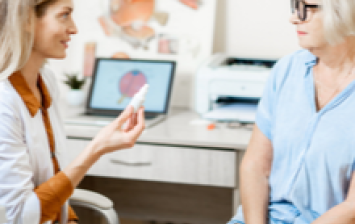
[69,20,78,35]
[68,19,78,34]
[289,11,301,24]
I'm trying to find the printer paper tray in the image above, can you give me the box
[203,103,257,123]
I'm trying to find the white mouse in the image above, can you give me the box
[128,84,149,113]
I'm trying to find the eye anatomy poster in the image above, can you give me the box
[70,0,216,76]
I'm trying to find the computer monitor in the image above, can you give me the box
[86,58,176,117]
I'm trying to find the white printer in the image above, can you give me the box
[194,54,276,123]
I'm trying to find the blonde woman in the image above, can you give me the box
[0,0,145,224]
[228,0,355,224]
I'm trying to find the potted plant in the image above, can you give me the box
[63,73,86,106]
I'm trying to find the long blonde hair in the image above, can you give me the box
[0,0,57,81]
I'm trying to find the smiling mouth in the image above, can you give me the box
[61,41,69,47]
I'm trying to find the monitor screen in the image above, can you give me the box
[87,58,175,115]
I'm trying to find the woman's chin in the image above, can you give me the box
[48,52,67,60]
[298,41,313,50]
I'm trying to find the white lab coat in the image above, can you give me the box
[0,67,69,224]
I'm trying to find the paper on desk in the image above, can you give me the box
[189,119,212,126]
[203,103,258,123]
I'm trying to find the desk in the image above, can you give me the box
[61,107,252,224]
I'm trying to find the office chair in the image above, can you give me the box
[70,189,119,224]
[0,191,118,224]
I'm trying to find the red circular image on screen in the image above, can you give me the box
[118,70,147,103]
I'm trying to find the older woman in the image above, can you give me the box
[228,0,355,223]
[0,0,145,224]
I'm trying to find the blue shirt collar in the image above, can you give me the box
[303,50,317,77]
[304,50,317,67]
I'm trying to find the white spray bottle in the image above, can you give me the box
[122,84,148,129]
[128,84,149,113]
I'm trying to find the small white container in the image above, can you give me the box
[67,89,85,106]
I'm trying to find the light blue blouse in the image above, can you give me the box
[229,49,355,224]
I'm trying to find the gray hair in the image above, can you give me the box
[321,0,355,45]
[0,0,58,81]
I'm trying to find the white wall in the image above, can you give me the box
[53,0,302,109]
[213,0,300,58]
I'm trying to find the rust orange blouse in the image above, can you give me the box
[9,72,78,224]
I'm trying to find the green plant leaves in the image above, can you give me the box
[63,73,86,90]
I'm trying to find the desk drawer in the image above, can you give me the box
[62,139,236,187]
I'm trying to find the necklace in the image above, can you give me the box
[314,67,355,108]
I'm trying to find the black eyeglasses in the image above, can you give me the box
[291,0,321,21]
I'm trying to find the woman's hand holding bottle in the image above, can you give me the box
[92,105,145,155]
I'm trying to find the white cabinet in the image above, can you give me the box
[61,138,237,187]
